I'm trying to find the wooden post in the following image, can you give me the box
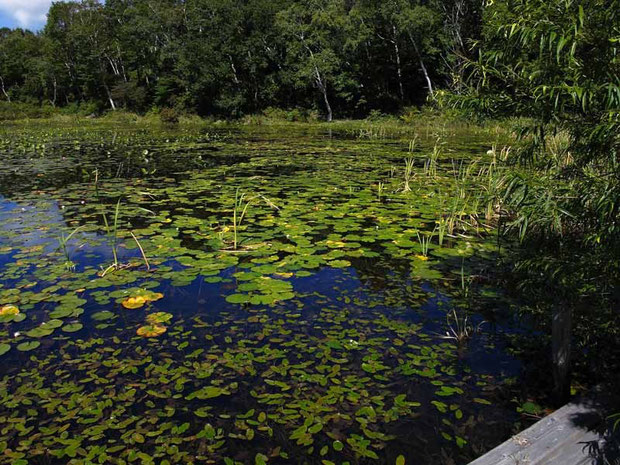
[552,305,572,404]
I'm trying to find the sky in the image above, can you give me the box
[0,0,53,31]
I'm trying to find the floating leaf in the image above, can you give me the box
[122,296,147,309]
[396,455,406,465]
[92,311,116,321]
[62,323,83,333]
[0,343,10,356]
[226,294,250,304]
[17,341,40,352]
[146,312,173,324]
[0,304,19,316]
[136,324,167,337]
[122,290,164,309]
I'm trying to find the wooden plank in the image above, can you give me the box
[468,399,606,465]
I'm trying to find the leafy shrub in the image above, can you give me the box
[0,102,56,120]
[159,107,180,125]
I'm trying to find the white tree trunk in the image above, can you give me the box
[50,77,57,107]
[393,26,405,102]
[104,83,117,110]
[313,67,332,122]
[0,76,10,102]
[409,34,434,98]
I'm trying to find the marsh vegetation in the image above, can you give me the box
[0,0,618,463]
[0,118,549,465]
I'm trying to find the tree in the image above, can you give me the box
[451,0,620,401]
[277,0,354,121]
[0,28,42,102]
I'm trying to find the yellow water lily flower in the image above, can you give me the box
[415,255,429,261]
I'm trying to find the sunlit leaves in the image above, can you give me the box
[136,324,167,337]
[122,290,164,309]
[16,341,40,351]
[0,304,19,316]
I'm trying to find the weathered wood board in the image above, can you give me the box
[468,397,616,465]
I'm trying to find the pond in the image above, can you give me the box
[0,121,531,465]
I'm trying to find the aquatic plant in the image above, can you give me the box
[401,157,416,192]
[443,308,473,343]
[424,137,443,178]
[0,121,528,465]
[437,217,448,246]
[229,187,279,250]
[100,197,123,276]
[56,225,84,270]
[416,227,436,257]
[130,232,151,271]
[376,181,385,200]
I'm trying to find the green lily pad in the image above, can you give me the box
[17,341,40,352]
[62,323,83,333]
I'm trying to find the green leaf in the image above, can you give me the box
[17,341,40,352]
[226,294,250,304]
[62,323,83,333]
[0,343,10,356]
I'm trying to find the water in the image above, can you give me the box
[0,122,530,464]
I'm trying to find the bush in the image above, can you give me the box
[0,101,56,120]
[159,107,180,125]
[260,107,320,123]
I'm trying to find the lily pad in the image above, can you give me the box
[146,312,173,324]
[0,304,19,316]
[62,323,84,333]
[16,341,40,352]
[137,324,167,337]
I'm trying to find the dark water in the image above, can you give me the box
[0,123,530,465]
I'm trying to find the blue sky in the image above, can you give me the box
[0,0,54,31]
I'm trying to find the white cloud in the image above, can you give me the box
[0,0,53,30]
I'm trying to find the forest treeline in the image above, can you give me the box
[0,0,480,118]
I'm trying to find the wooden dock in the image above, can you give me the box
[468,392,619,465]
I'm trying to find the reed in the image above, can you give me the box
[56,225,84,270]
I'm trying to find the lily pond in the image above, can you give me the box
[0,121,532,465]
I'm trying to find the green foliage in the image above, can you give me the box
[159,107,180,125]
[453,0,619,247]
[446,0,620,389]
[0,101,56,120]
[0,0,480,118]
